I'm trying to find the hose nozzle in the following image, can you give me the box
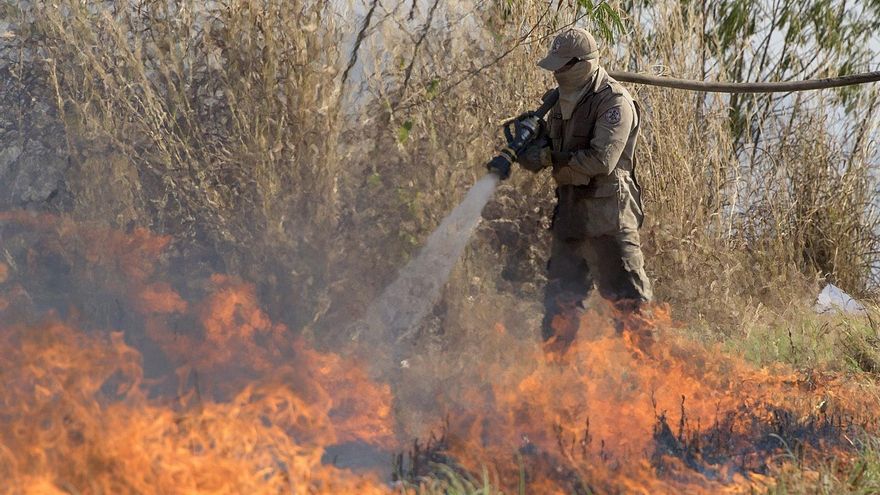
[484,89,559,180]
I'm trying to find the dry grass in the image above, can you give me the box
[766,435,880,495]
[6,0,350,326]
[618,2,880,334]
[2,0,878,345]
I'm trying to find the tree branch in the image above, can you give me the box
[400,0,440,95]
[341,0,379,90]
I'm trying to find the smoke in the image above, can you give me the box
[351,174,499,367]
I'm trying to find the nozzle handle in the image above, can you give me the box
[486,89,559,180]
[533,89,560,119]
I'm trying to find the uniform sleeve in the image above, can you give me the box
[568,96,633,177]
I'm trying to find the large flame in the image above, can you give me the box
[0,210,875,494]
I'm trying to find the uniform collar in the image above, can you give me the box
[589,66,611,94]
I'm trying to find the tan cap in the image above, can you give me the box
[537,28,599,71]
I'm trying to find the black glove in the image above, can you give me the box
[516,133,550,172]
[518,144,551,172]
[551,151,572,167]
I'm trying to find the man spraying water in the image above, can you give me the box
[358,29,652,361]
[505,28,653,352]
[351,23,880,367]
[353,26,880,366]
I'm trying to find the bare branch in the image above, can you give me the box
[341,0,379,90]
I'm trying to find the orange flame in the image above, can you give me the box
[0,320,390,494]
[0,211,876,494]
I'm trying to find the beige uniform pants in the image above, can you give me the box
[541,187,652,342]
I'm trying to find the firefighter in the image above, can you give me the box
[517,27,653,349]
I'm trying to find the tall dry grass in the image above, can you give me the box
[1,0,878,341]
[625,2,880,332]
[9,0,349,325]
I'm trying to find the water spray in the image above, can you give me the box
[350,90,559,366]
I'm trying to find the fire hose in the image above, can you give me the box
[486,69,880,179]
[609,69,880,93]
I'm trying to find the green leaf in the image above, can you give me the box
[575,1,626,43]
[367,172,382,188]
[397,120,413,143]
[426,78,440,99]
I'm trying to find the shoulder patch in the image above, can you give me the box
[605,107,621,124]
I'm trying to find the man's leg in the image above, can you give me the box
[542,235,592,344]
[582,228,652,310]
[581,229,654,350]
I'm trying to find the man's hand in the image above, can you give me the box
[518,142,551,172]
[551,151,572,168]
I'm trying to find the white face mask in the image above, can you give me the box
[553,59,599,119]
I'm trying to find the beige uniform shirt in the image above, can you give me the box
[547,67,644,236]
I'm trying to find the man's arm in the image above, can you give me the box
[553,96,633,177]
